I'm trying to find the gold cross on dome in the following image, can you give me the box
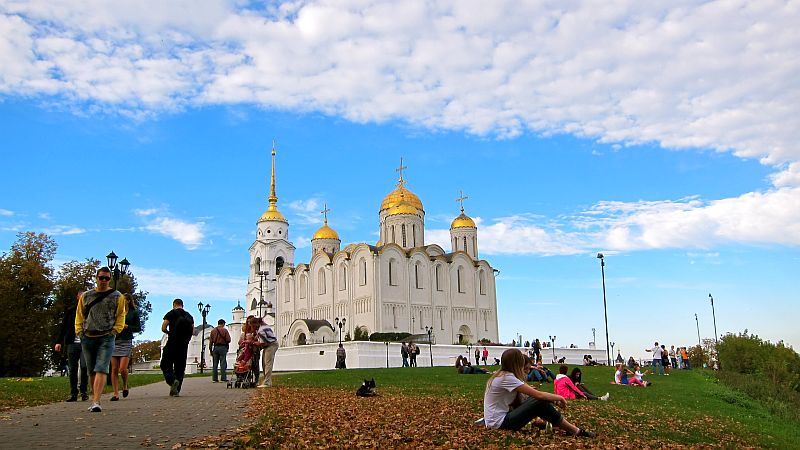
[456,190,468,212]
[396,157,407,184]
[321,203,330,224]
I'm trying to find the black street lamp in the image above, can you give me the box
[610,341,616,360]
[695,313,702,347]
[335,317,346,345]
[257,270,270,317]
[592,328,596,347]
[466,343,472,359]
[425,326,434,367]
[197,302,211,374]
[549,335,557,363]
[384,342,389,368]
[106,251,131,290]
[597,253,611,366]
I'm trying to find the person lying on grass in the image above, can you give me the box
[554,365,609,400]
[482,348,595,437]
[455,355,492,374]
[614,363,645,387]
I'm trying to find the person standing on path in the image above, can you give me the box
[161,298,195,396]
[75,268,126,412]
[409,342,418,367]
[110,295,141,401]
[256,317,279,387]
[209,319,231,383]
[646,342,664,375]
[482,347,489,365]
[54,290,89,402]
[335,343,347,369]
[401,343,409,367]
[475,347,481,365]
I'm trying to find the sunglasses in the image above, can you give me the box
[98,276,112,281]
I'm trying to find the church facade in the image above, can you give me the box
[244,150,499,347]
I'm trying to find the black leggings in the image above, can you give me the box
[500,398,563,431]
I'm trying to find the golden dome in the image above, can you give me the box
[312,223,340,240]
[451,212,476,229]
[381,185,423,211]
[258,205,287,223]
[387,201,419,216]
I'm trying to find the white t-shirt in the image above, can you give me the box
[483,372,524,429]
[650,345,661,358]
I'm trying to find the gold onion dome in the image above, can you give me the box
[451,212,476,229]
[259,205,287,223]
[313,223,340,240]
[381,185,423,211]
[387,200,419,216]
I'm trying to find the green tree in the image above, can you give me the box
[131,340,162,365]
[114,270,151,334]
[0,232,57,376]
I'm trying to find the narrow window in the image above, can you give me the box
[479,270,486,295]
[359,258,367,286]
[339,264,347,290]
[457,266,463,293]
[439,309,444,330]
[392,225,395,243]
[402,224,407,247]
[388,259,395,286]
[284,279,290,302]
[435,265,442,291]
[392,306,397,329]
[299,275,307,299]
[318,268,326,294]
[414,263,420,289]
[412,224,416,247]
[463,236,467,253]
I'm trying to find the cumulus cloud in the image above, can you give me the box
[1,0,797,168]
[286,198,323,225]
[42,225,86,236]
[427,186,800,255]
[142,217,205,249]
[0,209,13,216]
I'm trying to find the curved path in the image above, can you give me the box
[0,377,253,449]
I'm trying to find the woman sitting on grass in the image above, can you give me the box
[569,367,610,400]
[553,364,609,401]
[614,363,645,387]
[482,348,595,437]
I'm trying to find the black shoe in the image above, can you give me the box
[110,396,119,401]
[66,396,78,402]
[577,428,596,438]
[122,389,129,398]
[81,393,89,401]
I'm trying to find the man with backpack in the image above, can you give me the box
[75,268,126,412]
[161,298,196,396]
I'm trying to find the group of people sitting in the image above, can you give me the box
[614,363,651,387]
[583,354,599,366]
[455,355,492,374]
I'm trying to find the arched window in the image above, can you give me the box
[388,259,397,286]
[457,266,464,293]
[412,224,416,247]
[299,275,307,299]
[359,258,367,286]
[414,262,422,289]
[435,265,442,291]
[392,306,397,329]
[402,224,407,247]
[318,268,326,294]
[391,225,396,243]
[254,257,261,276]
[439,309,444,330]
[251,298,257,310]
[479,270,486,295]
[284,279,291,302]
[339,264,347,290]
[275,256,284,275]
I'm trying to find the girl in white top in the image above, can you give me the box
[482,349,595,437]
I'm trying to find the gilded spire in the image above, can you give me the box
[258,141,287,223]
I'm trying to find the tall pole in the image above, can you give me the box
[549,335,556,363]
[385,342,389,368]
[598,253,611,366]
[709,294,718,346]
[426,326,434,367]
[695,313,701,347]
[197,303,210,374]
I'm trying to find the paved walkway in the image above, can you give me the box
[0,377,254,449]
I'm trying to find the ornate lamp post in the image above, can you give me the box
[592,328,596,347]
[709,293,719,346]
[335,317,346,345]
[425,326,434,367]
[549,335,557,363]
[105,251,131,290]
[466,343,472,358]
[695,313,702,347]
[610,341,616,361]
[257,270,270,317]
[597,253,611,366]
[197,302,211,374]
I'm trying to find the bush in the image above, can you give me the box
[369,332,412,342]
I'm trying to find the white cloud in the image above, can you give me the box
[134,208,159,216]
[1,0,797,170]
[134,266,245,299]
[286,198,323,225]
[142,217,205,249]
[0,209,14,216]
[42,225,86,236]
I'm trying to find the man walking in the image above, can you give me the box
[55,290,89,402]
[256,317,279,388]
[401,342,409,367]
[646,341,664,375]
[209,319,231,383]
[75,268,126,412]
[161,299,195,396]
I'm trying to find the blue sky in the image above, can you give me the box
[1,0,798,360]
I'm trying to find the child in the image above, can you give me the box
[555,365,609,401]
[633,365,651,387]
[569,367,609,400]
[482,349,595,437]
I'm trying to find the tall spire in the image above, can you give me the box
[321,202,330,225]
[268,140,278,209]
[396,157,407,187]
[456,190,469,214]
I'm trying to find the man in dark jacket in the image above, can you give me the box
[54,291,88,402]
[161,298,195,396]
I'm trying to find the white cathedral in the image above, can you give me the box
[240,149,500,347]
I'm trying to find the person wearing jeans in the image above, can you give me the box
[54,290,88,402]
[209,319,231,382]
[647,342,664,375]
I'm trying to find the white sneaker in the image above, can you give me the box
[473,417,485,426]
[600,392,610,401]
[89,403,102,412]
[545,422,554,435]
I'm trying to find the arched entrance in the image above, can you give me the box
[458,325,473,344]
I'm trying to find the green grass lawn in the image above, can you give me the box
[273,365,800,449]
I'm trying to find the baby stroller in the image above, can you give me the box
[231,342,257,388]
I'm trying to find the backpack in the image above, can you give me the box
[415,346,420,355]
[172,311,194,344]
